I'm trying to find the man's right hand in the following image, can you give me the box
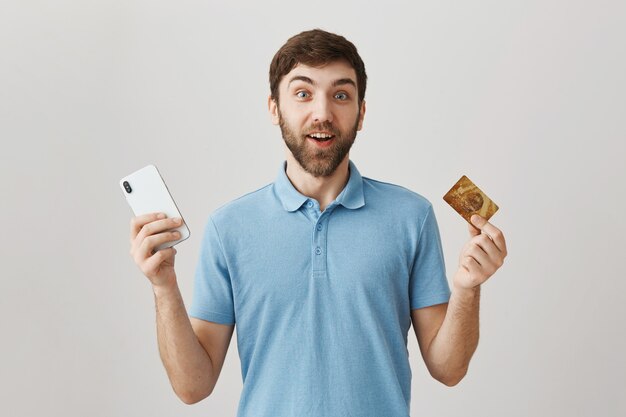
[129,212,183,289]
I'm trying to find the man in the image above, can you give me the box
[129,29,507,417]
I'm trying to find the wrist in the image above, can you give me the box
[152,280,179,298]
[452,269,481,298]
[452,283,480,298]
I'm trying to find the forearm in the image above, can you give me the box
[153,281,215,403]
[425,271,481,385]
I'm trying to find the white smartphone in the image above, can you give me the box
[120,164,190,251]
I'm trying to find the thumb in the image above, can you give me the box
[468,214,485,237]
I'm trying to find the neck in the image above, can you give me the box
[284,152,350,212]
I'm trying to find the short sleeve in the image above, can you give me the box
[188,216,236,324]
[409,204,451,310]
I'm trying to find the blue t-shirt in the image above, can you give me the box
[189,159,451,417]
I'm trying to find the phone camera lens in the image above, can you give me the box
[123,181,132,194]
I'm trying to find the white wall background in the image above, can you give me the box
[1,0,624,416]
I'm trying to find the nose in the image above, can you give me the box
[311,96,333,124]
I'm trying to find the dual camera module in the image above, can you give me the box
[123,181,133,194]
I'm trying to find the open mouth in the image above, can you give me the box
[306,133,335,142]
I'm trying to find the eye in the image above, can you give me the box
[296,91,309,99]
[335,92,348,100]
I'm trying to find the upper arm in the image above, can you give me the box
[190,317,235,393]
[411,302,448,361]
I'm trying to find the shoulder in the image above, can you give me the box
[361,176,433,215]
[209,182,274,227]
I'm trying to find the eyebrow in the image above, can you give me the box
[287,75,357,89]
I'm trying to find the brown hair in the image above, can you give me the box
[269,29,367,106]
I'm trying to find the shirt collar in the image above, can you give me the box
[274,159,365,212]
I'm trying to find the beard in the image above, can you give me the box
[278,107,360,178]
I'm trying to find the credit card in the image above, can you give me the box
[443,175,499,224]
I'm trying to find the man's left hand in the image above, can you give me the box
[453,214,508,290]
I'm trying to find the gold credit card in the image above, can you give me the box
[443,175,499,224]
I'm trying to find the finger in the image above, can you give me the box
[130,212,166,241]
[139,231,182,259]
[470,215,507,254]
[461,255,481,276]
[134,217,182,247]
[472,234,501,261]
[467,221,481,238]
[143,247,177,272]
[466,242,495,269]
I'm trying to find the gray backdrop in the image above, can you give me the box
[1,0,624,416]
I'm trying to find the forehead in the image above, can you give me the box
[281,60,357,89]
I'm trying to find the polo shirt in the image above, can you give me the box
[188,159,451,417]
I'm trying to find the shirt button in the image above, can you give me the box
[315,247,322,255]
[307,201,313,208]
[316,224,323,231]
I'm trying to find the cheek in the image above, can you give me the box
[338,108,360,128]
[284,111,308,130]
[280,112,306,134]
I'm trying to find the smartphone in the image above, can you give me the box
[120,164,190,251]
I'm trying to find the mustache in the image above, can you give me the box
[304,123,339,136]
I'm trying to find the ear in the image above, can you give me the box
[357,99,366,131]
[268,95,279,125]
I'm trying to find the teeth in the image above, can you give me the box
[310,133,332,139]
